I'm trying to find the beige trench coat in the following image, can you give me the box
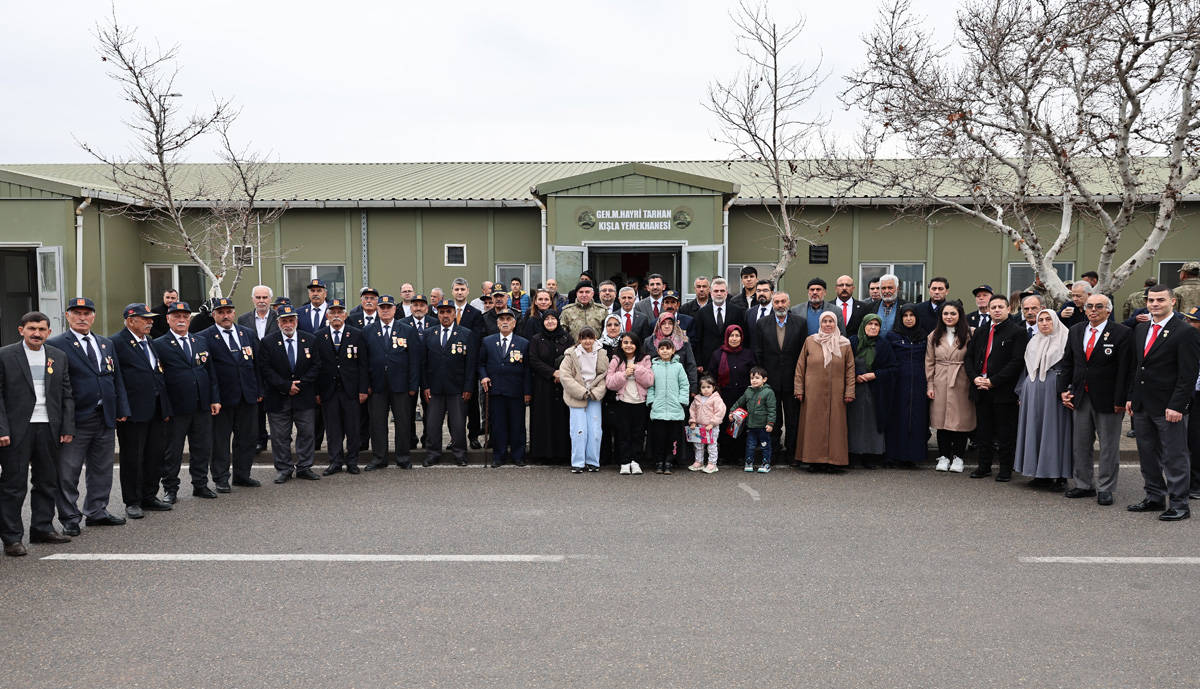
[924,332,976,432]
[792,337,856,465]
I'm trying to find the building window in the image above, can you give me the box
[445,244,466,267]
[284,264,346,304]
[1007,262,1074,297]
[859,263,925,303]
[145,264,207,309]
[233,245,254,267]
[495,264,536,291]
[1157,260,1186,289]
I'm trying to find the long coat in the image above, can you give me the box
[884,331,930,463]
[528,330,573,462]
[925,332,976,432]
[792,337,856,465]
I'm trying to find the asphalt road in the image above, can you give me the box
[2,463,1197,688]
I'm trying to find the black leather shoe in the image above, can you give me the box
[1097,491,1114,505]
[970,468,992,479]
[274,470,292,484]
[346,465,361,475]
[514,459,526,467]
[215,483,232,494]
[62,522,81,537]
[192,486,218,499]
[1029,477,1051,488]
[4,542,27,557]
[489,460,504,468]
[397,460,412,470]
[1190,491,1200,500]
[1051,478,1067,492]
[255,441,268,454]
[1127,498,1167,512]
[422,458,440,467]
[322,464,343,476]
[456,459,468,467]
[469,439,482,450]
[30,530,71,544]
[995,471,1012,482]
[1159,508,1191,521]
[1064,488,1097,499]
[142,497,173,511]
[364,459,388,471]
[232,477,261,487]
[162,491,178,504]
[85,513,126,526]
[296,468,322,480]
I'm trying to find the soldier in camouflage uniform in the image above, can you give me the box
[559,281,607,341]
[1122,277,1157,321]
[1173,261,1200,315]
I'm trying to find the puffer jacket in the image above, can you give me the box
[559,345,609,408]
[646,356,690,421]
[688,394,727,427]
[605,354,655,402]
[732,385,777,428]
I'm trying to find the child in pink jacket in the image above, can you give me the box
[688,375,727,473]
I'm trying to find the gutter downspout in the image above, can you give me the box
[75,197,92,297]
[533,195,547,288]
[723,195,735,275]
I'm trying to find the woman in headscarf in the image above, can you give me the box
[926,300,976,473]
[884,303,931,468]
[846,314,897,469]
[528,309,573,463]
[707,324,757,462]
[598,314,624,466]
[644,311,698,394]
[793,311,856,472]
[1013,308,1073,490]
[523,289,556,340]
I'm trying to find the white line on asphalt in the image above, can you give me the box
[41,554,566,562]
[739,483,760,501]
[1020,556,1200,564]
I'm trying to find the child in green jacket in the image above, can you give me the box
[732,366,777,473]
[645,340,690,474]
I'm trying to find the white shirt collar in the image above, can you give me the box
[72,330,92,343]
[1151,314,1173,328]
[1086,320,1108,338]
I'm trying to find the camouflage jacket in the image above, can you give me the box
[1173,277,1200,315]
[1122,290,1147,321]
[559,302,609,341]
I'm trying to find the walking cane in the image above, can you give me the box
[483,386,491,463]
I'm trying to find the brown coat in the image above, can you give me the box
[792,337,856,465]
[924,332,976,432]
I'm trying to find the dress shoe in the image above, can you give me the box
[397,460,413,470]
[1051,478,1067,492]
[1028,477,1051,488]
[1127,497,1167,512]
[1064,488,1097,499]
[514,459,526,467]
[215,483,232,494]
[469,438,482,450]
[125,504,145,519]
[422,458,440,467]
[192,486,218,499]
[1159,508,1191,521]
[456,459,468,467]
[364,459,388,471]
[255,441,268,454]
[1097,491,1114,506]
[995,471,1013,483]
[322,464,343,476]
[30,530,71,544]
[489,460,504,468]
[4,542,27,557]
[969,468,992,479]
[62,522,81,537]
[274,470,292,484]
[142,497,173,511]
[232,477,261,487]
[1191,491,1200,500]
[162,491,178,504]
[296,468,322,480]
[346,465,361,475]
[85,513,126,526]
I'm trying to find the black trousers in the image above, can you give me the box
[768,386,800,455]
[212,401,256,485]
[426,393,467,462]
[164,408,213,491]
[936,429,970,459]
[115,397,167,506]
[489,394,526,463]
[649,419,683,465]
[599,398,617,465]
[322,390,361,467]
[614,402,648,465]
[1188,393,1200,494]
[0,423,58,544]
[974,392,1018,472]
[359,399,371,451]
[370,390,415,464]
[256,400,269,443]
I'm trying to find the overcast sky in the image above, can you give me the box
[1,0,954,164]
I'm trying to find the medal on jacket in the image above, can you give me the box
[304,347,311,359]
[510,350,522,362]
[106,355,114,372]
[347,344,357,359]
[242,345,253,360]
[46,357,54,375]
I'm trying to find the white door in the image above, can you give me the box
[682,244,724,301]
[547,245,587,292]
[36,246,65,334]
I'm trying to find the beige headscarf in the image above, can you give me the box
[812,312,850,367]
[1024,308,1069,381]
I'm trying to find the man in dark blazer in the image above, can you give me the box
[477,310,532,467]
[1058,293,1131,506]
[149,289,177,339]
[295,278,329,451]
[399,294,437,452]
[729,266,758,310]
[258,305,322,483]
[1126,285,1200,520]
[110,303,174,518]
[365,295,423,469]
[421,300,479,467]
[694,278,745,373]
[913,277,950,334]
[154,302,221,502]
[966,285,994,332]
[753,292,806,458]
[315,299,368,475]
[964,295,1028,482]
[828,275,871,336]
[238,285,279,454]
[790,278,845,337]
[744,279,775,350]
[450,278,487,449]
[347,286,381,330]
[0,312,74,556]
[613,287,653,342]
[202,298,263,492]
[47,297,129,535]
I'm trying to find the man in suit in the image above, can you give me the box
[154,302,221,502]
[744,279,775,349]
[829,275,870,335]
[0,312,74,556]
[238,285,278,454]
[869,273,909,332]
[259,305,322,483]
[680,276,711,318]
[694,278,745,373]
[47,298,129,536]
[364,297,422,470]
[729,266,758,310]
[634,273,668,321]
[400,294,437,452]
[1018,294,1043,340]
[791,278,845,337]
[450,278,487,449]
[753,292,806,458]
[478,309,532,467]
[1126,284,1200,520]
[347,286,381,330]
[966,285,994,332]
[914,277,951,333]
[964,295,1028,482]
[110,303,174,518]
[295,278,328,450]
[1182,307,1200,501]
[597,280,619,315]
[315,299,368,475]
[421,300,479,467]
[1058,293,1131,506]
[483,289,525,335]
[364,294,403,468]
[149,288,177,339]
[613,287,653,342]
[202,297,263,493]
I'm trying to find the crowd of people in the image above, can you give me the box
[4,263,1200,556]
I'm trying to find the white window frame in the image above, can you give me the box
[283,264,346,304]
[1157,260,1187,290]
[1006,261,1075,297]
[145,263,207,310]
[445,244,467,267]
[232,244,254,267]
[859,262,926,303]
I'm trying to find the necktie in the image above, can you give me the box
[365,316,373,327]
[442,328,450,348]
[456,309,463,325]
[180,335,192,360]
[981,325,996,375]
[653,301,660,318]
[82,335,100,372]
[334,330,341,348]
[1144,323,1161,357]
[761,306,768,319]
[716,306,724,332]
[383,325,391,342]
[138,338,152,367]
[501,337,509,356]
[625,312,632,332]
[312,308,321,331]
[225,329,238,352]
[1085,327,1098,361]
[1028,325,1035,340]
[287,338,296,372]
[842,301,849,325]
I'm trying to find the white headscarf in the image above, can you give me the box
[1023,308,1069,381]
[812,312,850,367]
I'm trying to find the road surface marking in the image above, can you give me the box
[1021,556,1200,564]
[739,483,760,501]
[42,553,565,562]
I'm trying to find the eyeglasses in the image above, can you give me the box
[1083,304,1108,311]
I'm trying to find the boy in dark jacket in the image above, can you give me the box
[732,366,777,473]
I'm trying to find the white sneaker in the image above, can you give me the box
[689,461,704,471]
[703,464,718,473]
[619,463,631,475]
[935,456,950,472]
[630,461,643,475]
[950,457,964,473]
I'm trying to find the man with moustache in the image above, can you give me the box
[791,277,844,337]
[421,300,479,467]
[400,294,436,452]
[315,299,368,475]
[201,297,263,493]
[695,278,745,373]
[259,304,322,483]
[829,275,870,335]
[914,277,951,334]
[744,279,775,349]
[597,280,619,315]
[753,292,806,457]
[239,285,278,453]
[869,273,908,332]
[613,286,653,342]
[680,276,711,318]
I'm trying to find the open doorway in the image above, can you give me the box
[1,249,36,347]
[588,248,679,293]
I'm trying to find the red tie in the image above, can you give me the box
[1085,327,1098,361]
[981,325,996,375]
[842,301,849,325]
[653,301,660,318]
[625,312,632,332]
[1144,323,1161,357]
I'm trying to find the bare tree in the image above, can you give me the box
[707,0,831,285]
[78,13,290,300]
[830,0,1200,302]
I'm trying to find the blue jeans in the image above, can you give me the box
[745,428,772,466]
[570,401,602,469]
